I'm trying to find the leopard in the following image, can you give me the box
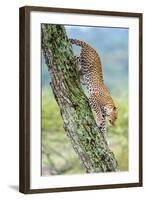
[69,38,118,134]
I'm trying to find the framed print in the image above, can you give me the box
[19,6,143,194]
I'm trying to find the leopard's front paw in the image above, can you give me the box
[98,121,106,135]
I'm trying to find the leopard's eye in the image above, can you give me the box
[113,106,116,110]
[109,119,112,124]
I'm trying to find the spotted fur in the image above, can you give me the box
[69,38,118,134]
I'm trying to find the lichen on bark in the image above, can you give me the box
[41,24,118,173]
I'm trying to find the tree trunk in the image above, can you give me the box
[41,24,118,173]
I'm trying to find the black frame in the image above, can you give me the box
[19,6,143,194]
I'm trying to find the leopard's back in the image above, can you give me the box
[69,39,104,93]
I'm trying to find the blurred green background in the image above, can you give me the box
[41,25,128,176]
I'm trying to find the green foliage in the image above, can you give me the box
[42,89,85,175]
[42,89,128,175]
[42,90,64,133]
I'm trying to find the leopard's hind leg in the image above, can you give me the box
[74,56,81,65]
[73,56,86,85]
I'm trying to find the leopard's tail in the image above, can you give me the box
[69,38,87,48]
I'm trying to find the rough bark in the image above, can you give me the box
[41,24,118,173]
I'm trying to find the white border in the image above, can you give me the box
[30,11,139,189]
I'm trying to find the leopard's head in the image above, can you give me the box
[106,105,118,126]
